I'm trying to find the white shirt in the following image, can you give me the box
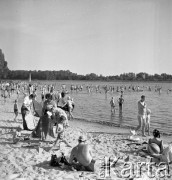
[23,96,32,109]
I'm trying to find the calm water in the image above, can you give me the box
[37,80,172,135]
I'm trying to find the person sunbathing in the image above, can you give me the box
[137,129,172,164]
[69,135,95,172]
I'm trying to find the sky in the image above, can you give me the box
[0,0,172,76]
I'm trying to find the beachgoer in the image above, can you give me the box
[144,129,172,165]
[21,94,34,130]
[42,93,57,115]
[146,108,151,136]
[110,97,115,113]
[136,95,147,137]
[13,125,22,144]
[117,95,124,110]
[69,135,95,172]
[52,107,69,127]
[66,96,74,120]
[14,99,18,121]
[51,116,71,150]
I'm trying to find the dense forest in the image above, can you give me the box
[0,49,172,81]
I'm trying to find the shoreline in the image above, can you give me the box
[71,118,172,144]
[0,95,172,179]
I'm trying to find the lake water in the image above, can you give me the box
[37,80,172,135]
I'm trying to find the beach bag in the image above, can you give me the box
[60,153,70,165]
[50,154,61,167]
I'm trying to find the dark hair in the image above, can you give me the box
[141,95,145,99]
[29,94,34,99]
[153,129,160,138]
[61,91,66,98]
[45,93,52,100]
[60,116,66,123]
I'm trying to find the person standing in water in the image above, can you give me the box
[110,97,115,113]
[117,95,124,111]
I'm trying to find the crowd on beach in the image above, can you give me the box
[0,80,172,176]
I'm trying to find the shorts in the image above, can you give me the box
[41,94,44,100]
[84,159,96,172]
[14,109,18,113]
[138,114,146,120]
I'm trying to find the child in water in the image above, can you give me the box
[110,97,115,113]
[14,99,19,121]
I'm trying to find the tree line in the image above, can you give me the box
[1,49,172,81]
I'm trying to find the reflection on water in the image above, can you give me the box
[119,109,123,126]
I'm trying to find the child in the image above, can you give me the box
[14,99,19,121]
[13,126,22,144]
[146,109,151,136]
[110,97,115,113]
[51,117,71,150]
[67,96,74,120]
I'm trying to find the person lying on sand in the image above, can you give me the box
[69,135,96,172]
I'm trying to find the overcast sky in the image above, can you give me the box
[0,0,171,76]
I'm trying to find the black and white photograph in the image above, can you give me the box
[0,0,172,179]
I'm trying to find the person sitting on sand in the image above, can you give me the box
[138,129,172,165]
[13,125,22,144]
[69,135,95,172]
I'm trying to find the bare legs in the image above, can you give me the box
[136,115,146,137]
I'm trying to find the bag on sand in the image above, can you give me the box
[50,154,61,167]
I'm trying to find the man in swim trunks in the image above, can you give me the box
[136,95,147,137]
[69,135,95,172]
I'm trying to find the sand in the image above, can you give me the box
[0,94,172,180]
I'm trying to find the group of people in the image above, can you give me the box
[133,95,172,165]
[110,94,124,113]
[16,89,96,172]
[7,81,172,173]
[136,95,151,137]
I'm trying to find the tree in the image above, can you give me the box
[0,49,9,78]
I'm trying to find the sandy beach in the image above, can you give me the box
[0,95,172,180]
